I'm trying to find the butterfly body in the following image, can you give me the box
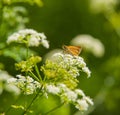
[62,45,82,56]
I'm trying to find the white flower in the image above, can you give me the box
[71,34,105,57]
[19,29,36,35]
[25,83,35,95]
[52,53,91,78]
[58,84,78,102]
[75,99,89,111]
[84,96,94,105]
[28,36,40,47]
[46,84,60,95]
[69,67,80,77]
[41,39,49,48]
[38,33,46,39]
[7,29,49,48]
[26,76,34,83]
[0,70,20,95]
[34,81,41,88]
[7,33,20,43]
[58,83,67,89]
[75,89,85,97]
[8,74,41,95]
[82,67,91,78]
[64,89,78,102]
[16,75,26,83]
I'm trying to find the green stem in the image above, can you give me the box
[26,45,29,59]
[43,103,65,115]
[35,64,42,81]
[29,71,40,82]
[22,89,43,115]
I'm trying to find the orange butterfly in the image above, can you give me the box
[62,45,82,56]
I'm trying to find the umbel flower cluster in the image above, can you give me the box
[7,29,93,111]
[7,29,49,48]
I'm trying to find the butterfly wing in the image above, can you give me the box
[63,45,82,56]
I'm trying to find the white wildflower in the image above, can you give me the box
[71,34,105,57]
[16,75,26,84]
[58,84,78,102]
[7,33,20,43]
[38,33,46,39]
[75,89,85,97]
[34,81,41,88]
[58,83,67,89]
[52,53,91,78]
[26,76,34,83]
[44,49,63,61]
[7,29,49,48]
[25,83,35,95]
[46,84,60,95]
[8,74,41,95]
[18,29,37,35]
[69,67,80,77]
[0,70,20,95]
[28,36,40,47]
[64,89,78,102]
[84,96,94,105]
[75,99,89,111]
[3,6,28,30]
[82,67,91,78]
[41,39,49,48]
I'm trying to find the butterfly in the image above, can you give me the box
[62,45,82,56]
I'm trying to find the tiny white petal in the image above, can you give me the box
[7,33,20,44]
[7,29,49,48]
[82,67,91,78]
[84,96,94,105]
[75,89,85,97]
[28,36,40,47]
[42,39,49,48]
[65,90,78,102]
[46,84,60,94]
[76,99,88,111]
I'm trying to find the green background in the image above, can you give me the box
[0,0,120,115]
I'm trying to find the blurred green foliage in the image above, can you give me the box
[0,0,120,115]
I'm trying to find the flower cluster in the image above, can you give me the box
[15,56,42,72]
[8,52,93,111]
[41,53,93,110]
[0,70,20,95]
[71,34,105,57]
[45,83,93,111]
[7,29,49,48]
[3,6,28,30]
[8,75,41,95]
[50,53,91,78]
[42,52,91,89]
